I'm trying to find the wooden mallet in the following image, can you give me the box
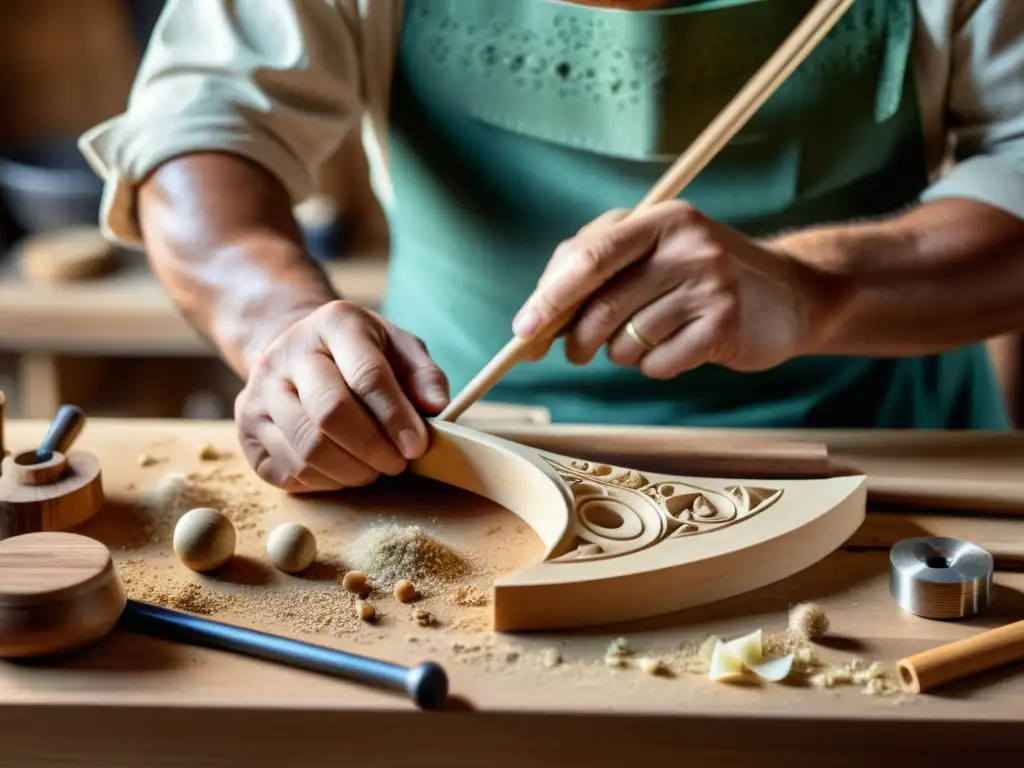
[0,531,450,710]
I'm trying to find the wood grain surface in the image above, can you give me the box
[0,418,1020,766]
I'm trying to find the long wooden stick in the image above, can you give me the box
[438,0,856,422]
[897,620,1024,693]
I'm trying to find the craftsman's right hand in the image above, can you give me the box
[235,301,451,493]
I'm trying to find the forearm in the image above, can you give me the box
[138,153,340,377]
[774,199,1024,357]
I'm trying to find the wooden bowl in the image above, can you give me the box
[0,532,125,658]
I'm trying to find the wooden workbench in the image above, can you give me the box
[1,418,1023,765]
[0,249,389,417]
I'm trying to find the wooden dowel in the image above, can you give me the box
[438,0,857,422]
[896,620,1024,693]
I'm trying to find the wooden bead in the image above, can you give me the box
[173,508,236,572]
[0,532,126,658]
[393,579,417,603]
[355,599,376,622]
[266,523,317,574]
[342,570,368,596]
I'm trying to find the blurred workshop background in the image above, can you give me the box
[0,0,1019,425]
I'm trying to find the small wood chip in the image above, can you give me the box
[343,570,369,596]
[637,657,664,676]
[412,608,433,627]
[393,579,417,603]
[355,599,376,622]
[197,443,220,461]
[541,648,562,668]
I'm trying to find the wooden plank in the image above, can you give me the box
[850,512,1024,569]
[488,425,1024,512]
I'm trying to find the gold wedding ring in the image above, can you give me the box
[625,320,656,352]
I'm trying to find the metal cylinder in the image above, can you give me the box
[889,537,994,619]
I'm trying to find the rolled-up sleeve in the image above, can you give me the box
[921,0,1024,220]
[78,0,362,246]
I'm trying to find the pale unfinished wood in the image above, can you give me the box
[897,620,1024,694]
[440,0,858,421]
[411,420,864,631]
[0,449,104,540]
[0,531,125,658]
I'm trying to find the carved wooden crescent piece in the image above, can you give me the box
[411,420,866,631]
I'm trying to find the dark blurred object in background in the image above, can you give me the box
[294,195,350,260]
[0,192,15,253]
[125,0,166,49]
[0,135,103,234]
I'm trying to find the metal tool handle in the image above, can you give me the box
[119,599,449,710]
[36,404,86,461]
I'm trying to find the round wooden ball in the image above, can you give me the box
[266,522,317,574]
[0,532,126,658]
[173,508,236,572]
[0,450,104,541]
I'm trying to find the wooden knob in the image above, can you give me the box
[0,450,104,540]
[0,532,126,658]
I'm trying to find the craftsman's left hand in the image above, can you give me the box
[512,202,842,376]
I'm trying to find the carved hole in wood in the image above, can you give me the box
[10,450,68,486]
[408,419,867,632]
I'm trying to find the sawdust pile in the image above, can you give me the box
[119,559,236,615]
[117,559,366,636]
[346,524,470,588]
[138,468,267,545]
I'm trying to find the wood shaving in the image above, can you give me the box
[809,658,899,695]
[637,657,665,676]
[541,648,562,668]
[606,637,630,657]
[448,585,489,607]
[788,602,830,641]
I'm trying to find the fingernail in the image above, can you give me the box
[513,307,540,336]
[398,429,421,458]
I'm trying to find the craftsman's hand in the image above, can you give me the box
[235,301,450,493]
[513,202,845,376]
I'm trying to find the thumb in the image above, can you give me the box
[387,328,450,414]
[513,208,655,337]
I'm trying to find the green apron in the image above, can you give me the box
[380,0,1010,429]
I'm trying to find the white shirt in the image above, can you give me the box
[78,0,1024,246]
